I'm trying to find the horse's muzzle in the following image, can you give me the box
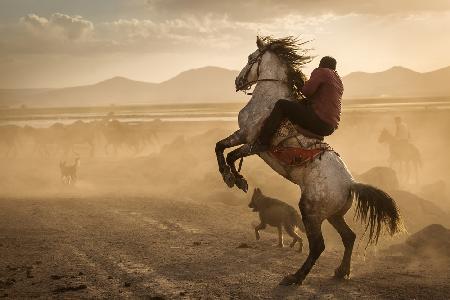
[235,77,244,91]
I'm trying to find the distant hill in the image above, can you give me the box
[0,88,54,107]
[27,77,158,107]
[1,65,450,108]
[0,67,242,108]
[343,66,450,98]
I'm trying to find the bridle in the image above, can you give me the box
[237,50,288,95]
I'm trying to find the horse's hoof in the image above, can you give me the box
[220,166,235,188]
[334,267,350,279]
[279,274,302,286]
[235,176,248,193]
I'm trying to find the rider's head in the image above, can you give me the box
[395,116,402,124]
[319,56,337,70]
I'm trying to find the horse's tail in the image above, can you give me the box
[350,183,404,244]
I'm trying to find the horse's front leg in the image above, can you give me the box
[225,142,265,192]
[215,130,245,188]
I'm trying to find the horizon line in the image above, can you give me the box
[1,64,449,90]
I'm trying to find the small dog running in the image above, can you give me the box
[249,188,305,251]
[60,157,80,185]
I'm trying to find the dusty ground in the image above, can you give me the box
[1,194,449,299]
[1,108,450,299]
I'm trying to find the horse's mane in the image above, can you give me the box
[260,36,312,100]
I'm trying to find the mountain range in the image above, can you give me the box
[1,65,450,108]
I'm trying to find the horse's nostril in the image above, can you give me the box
[235,78,241,90]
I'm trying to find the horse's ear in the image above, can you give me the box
[256,36,265,49]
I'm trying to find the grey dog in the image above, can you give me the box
[249,188,305,252]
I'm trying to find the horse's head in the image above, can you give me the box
[235,36,267,92]
[235,36,310,97]
[378,128,391,144]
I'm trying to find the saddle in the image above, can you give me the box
[269,119,332,167]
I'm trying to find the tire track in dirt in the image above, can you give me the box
[1,196,449,299]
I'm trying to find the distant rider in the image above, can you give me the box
[394,116,410,142]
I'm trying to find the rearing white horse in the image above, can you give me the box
[214,36,403,286]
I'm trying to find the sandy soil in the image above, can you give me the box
[1,194,449,299]
[1,108,450,299]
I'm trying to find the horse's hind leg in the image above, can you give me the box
[215,130,245,188]
[328,215,356,279]
[405,161,411,184]
[279,214,325,285]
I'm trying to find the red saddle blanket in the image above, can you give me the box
[269,144,331,166]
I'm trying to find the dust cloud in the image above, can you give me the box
[0,105,449,298]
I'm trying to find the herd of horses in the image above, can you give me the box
[0,117,421,184]
[0,119,159,158]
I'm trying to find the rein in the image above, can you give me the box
[237,52,287,95]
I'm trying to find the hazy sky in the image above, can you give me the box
[0,0,449,88]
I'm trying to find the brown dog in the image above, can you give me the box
[60,157,80,185]
[249,188,305,251]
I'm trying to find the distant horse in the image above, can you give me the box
[102,120,137,155]
[23,124,64,157]
[378,129,421,183]
[61,120,100,157]
[102,120,149,155]
[214,36,403,285]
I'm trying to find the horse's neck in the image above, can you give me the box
[251,81,291,102]
[385,132,397,145]
[251,60,291,102]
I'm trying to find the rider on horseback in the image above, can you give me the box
[257,56,344,147]
[216,38,403,286]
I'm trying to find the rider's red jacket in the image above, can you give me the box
[302,68,344,129]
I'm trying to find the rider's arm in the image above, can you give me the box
[301,68,324,97]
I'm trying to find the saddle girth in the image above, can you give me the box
[269,143,332,167]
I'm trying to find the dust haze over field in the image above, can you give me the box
[1,103,450,298]
[1,0,450,299]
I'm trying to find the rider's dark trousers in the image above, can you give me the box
[258,99,335,145]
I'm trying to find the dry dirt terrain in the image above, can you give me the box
[1,109,450,299]
[1,193,449,299]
